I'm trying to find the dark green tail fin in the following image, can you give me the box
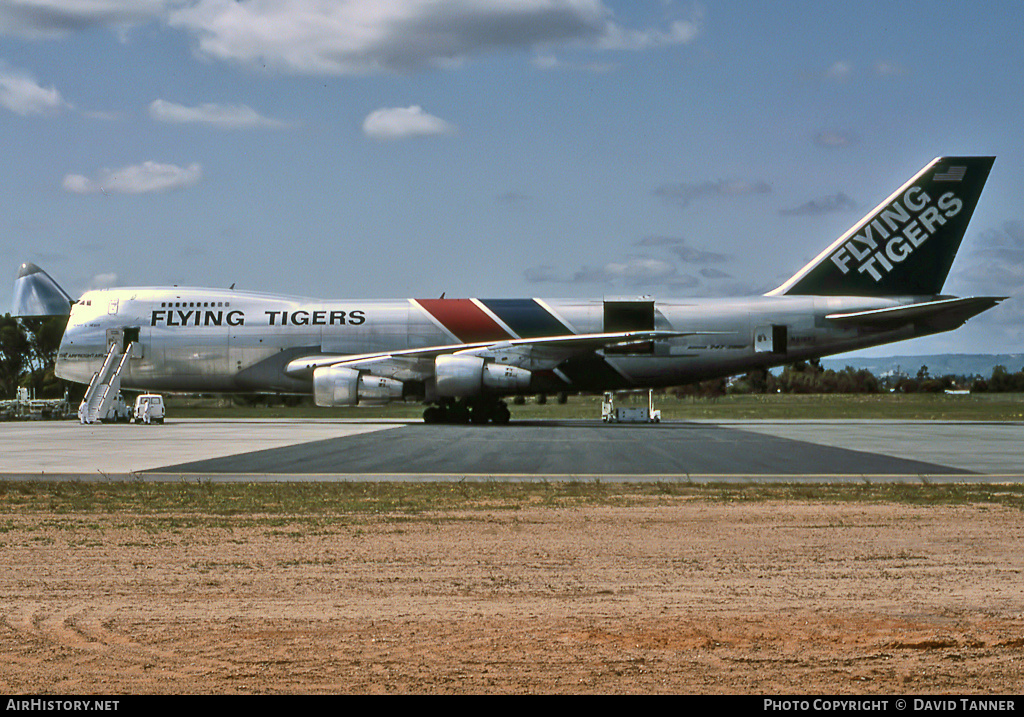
[772,156,994,297]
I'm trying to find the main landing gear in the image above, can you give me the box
[422,398,511,425]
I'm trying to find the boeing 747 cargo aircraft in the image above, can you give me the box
[12,156,1003,424]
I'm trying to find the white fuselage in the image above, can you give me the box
[56,287,919,397]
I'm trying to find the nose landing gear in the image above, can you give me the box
[423,398,511,425]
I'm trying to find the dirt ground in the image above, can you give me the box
[2,501,1024,694]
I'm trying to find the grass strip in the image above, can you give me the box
[167,392,1024,422]
[3,480,1023,517]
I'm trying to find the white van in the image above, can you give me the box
[133,394,165,424]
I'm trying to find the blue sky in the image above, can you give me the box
[2,1,1023,356]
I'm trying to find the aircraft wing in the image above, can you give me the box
[825,296,1005,331]
[284,329,690,380]
[454,329,691,354]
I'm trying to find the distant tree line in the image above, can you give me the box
[970,365,1024,393]
[671,359,1024,397]
[0,314,69,399]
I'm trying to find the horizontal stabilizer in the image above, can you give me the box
[825,296,1004,331]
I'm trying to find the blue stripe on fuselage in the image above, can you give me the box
[479,299,570,338]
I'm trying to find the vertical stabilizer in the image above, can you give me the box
[771,156,994,297]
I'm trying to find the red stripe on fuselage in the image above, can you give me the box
[414,299,510,343]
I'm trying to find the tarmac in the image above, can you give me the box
[2,417,1023,482]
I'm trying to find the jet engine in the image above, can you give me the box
[313,365,403,406]
[434,355,531,398]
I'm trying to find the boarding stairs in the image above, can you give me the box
[78,342,131,424]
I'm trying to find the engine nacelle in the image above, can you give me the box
[435,355,531,398]
[313,365,403,406]
[483,362,532,392]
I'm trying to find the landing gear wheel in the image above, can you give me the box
[422,398,511,425]
[492,404,511,425]
[474,399,510,425]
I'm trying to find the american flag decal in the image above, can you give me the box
[934,165,966,182]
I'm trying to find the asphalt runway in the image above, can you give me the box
[3,418,1023,481]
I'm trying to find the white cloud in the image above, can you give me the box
[820,60,906,83]
[525,257,699,290]
[699,267,731,279]
[654,178,772,209]
[149,99,291,129]
[635,236,731,264]
[946,220,1024,343]
[594,18,700,51]
[63,160,202,195]
[523,264,564,283]
[0,0,167,39]
[780,192,858,217]
[496,190,534,207]
[0,62,68,115]
[873,61,907,77]
[531,53,616,73]
[168,0,699,75]
[826,60,853,80]
[526,231,741,293]
[362,105,455,140]
[82,109,123,121]
[602,258,679,285]
[3,2,699,76]
[952,221,1024,297]
[813,130,859,148]
[88,272,118,290]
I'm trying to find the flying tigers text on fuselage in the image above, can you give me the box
[149,308,367,327]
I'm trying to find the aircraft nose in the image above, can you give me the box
[54,320,100,384]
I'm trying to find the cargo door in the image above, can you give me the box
[105,327,123,353]
[603,299,655,355]
[754,324,788,354]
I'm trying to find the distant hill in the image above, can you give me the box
[820,354,1024,379]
